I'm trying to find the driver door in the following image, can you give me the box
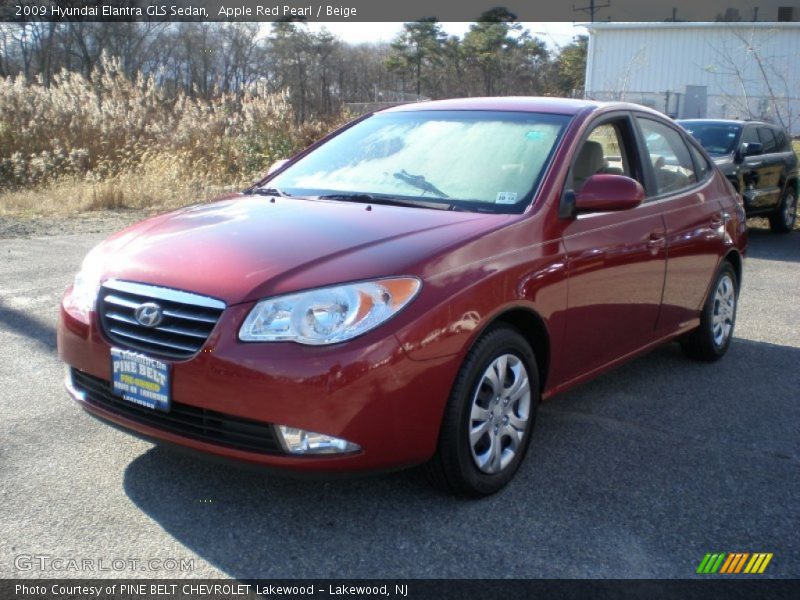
[553,113,667,385]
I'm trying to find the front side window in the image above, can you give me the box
[741,127,760,146]
[637,117,697,195]
[757,127,777,153]
[570,120,638,194]
[267,110,572,213]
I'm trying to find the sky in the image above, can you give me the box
[303,22,586,49]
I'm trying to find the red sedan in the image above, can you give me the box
[58,97,746,496]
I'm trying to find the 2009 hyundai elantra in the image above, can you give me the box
[58,97,746,496]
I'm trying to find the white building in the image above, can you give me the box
[583,22,800,134]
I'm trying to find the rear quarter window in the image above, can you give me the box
[688,143,712,180]
[773,128,792,152]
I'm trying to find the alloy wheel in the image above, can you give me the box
[712,274,736,347]
[784,191,797,228]
[468,354,531,474]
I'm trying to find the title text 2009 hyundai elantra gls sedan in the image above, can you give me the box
[58,97,746,496]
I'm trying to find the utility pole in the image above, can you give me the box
[573,0,611,22]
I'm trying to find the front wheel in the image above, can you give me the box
[425,325,539,497]
[769,186,797,233]
[681,262,739,361]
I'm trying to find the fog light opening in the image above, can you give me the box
[275,425,360,455]
[64,367,87,402]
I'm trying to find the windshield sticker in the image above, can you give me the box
[496,192,518,204]
[526,131,545,141]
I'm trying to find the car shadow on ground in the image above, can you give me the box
[122,338,800,579]
[745,224,799,263]
[0,297,57,354]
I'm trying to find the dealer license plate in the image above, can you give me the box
[110,348,171,412]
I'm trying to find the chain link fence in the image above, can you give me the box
[345,90,429,115]
[586,90,800,135]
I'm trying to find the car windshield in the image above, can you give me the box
[266,110,572,213]
[680,122,741,155]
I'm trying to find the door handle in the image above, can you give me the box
[647,231,665,253]
[710,212,730,229]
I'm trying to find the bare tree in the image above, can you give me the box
[0,21,585,122]
[705,25,798,131]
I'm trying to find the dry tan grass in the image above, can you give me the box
[0,155,252,217]
[0,56,348,217]
[0,169,243,217]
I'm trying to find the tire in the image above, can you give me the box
[681,262,738,361]
[769,186,797,233]
[425,324,540,497]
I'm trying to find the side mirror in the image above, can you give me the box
[267,158,289,175]
[573,174,645,214]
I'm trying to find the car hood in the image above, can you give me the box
[89,194,505,305]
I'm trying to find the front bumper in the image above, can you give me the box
[58,297,461,473]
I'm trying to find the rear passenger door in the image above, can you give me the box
[634,115,724,334]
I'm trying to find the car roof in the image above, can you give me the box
[380,96,658,117]
[679,118,779,128]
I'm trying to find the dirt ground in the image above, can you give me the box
[0,210,151,239]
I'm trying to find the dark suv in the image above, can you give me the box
[679,119,798,232]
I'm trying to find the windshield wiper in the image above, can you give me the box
[393,170,449,198]
[250,186,292,197]
[317,193,453,211]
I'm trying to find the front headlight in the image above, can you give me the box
[63,250,103,321]
[239,277,421,345]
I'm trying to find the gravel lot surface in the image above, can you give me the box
[1,217,798,579]
[0,211,148,240]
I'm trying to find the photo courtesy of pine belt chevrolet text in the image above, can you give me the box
[58,97,748,496]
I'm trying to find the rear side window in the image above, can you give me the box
[637,117,698,195]
[757,127,777,153]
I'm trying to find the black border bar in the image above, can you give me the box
[2,0,795,22]
[3,579,800,600]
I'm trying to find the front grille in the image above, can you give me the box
[97,280,225,359]
[71,369,282,455]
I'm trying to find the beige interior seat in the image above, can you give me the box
[573,140,607,192]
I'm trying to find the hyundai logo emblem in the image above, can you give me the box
[134,302,163,328]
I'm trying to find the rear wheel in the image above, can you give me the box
[425,325,539,497]
[681,262,738,361]
[769,186,797,233]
